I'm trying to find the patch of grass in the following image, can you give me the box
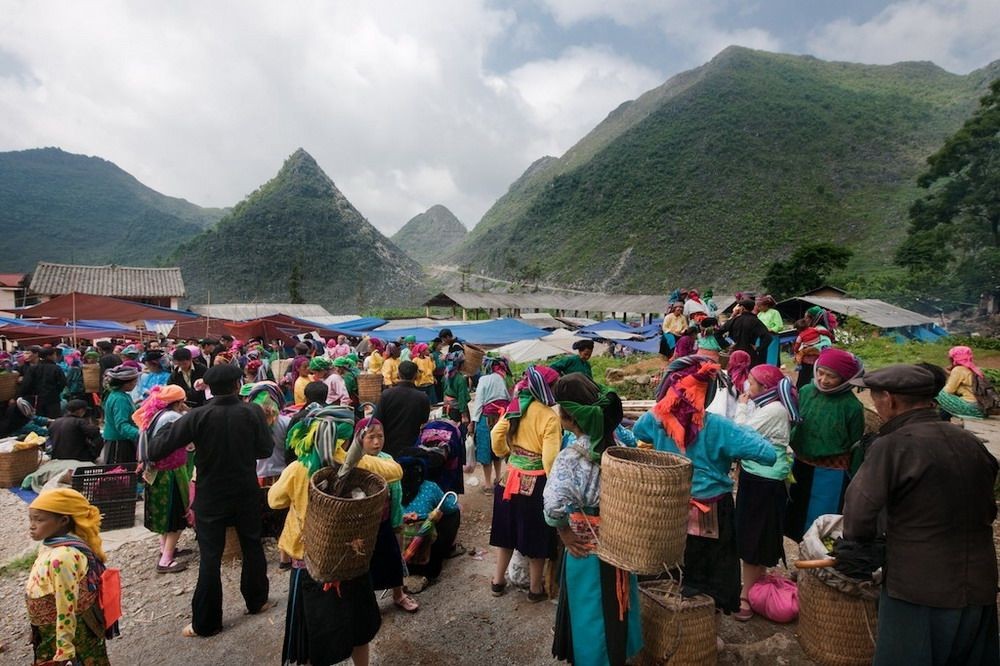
[843,338,1000,370]
[0,549,37,578]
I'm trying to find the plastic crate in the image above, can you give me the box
[96,498,138,531]
[72,464,138,503]
[72,464,139,531]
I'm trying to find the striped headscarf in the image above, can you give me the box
[749,364,802,424]
[506,365,558,422]
[651,355,720,453]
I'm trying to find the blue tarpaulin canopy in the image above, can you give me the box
[322,317,388,333]
[366,319,548,345]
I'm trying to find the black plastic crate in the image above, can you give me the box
[95,498,138,531]
[72,463,138,504]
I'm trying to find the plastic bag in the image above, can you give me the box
[463,434,476,473]
[748,574,798,623]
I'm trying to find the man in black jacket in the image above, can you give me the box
[47,399,101,461]
[168,347,207,406]
[374,360,431,457]
[19,347,66,418]
[718,300,772,367]
[151,363,274,638]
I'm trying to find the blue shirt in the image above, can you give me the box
[631,411,776,499]
[401,480,459,520]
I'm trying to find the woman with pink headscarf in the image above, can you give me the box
[937,346,986,419]
[785,348,865,541]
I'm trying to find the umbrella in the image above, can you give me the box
[402,491,458,564]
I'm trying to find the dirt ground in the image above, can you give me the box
[0,468,823,666]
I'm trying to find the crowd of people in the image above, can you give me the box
[7,302,1000,665]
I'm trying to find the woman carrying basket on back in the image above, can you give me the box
[544,373,642,666]
[632,356,776,616]
[268,407,401,666]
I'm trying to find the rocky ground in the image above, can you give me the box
[0,469,827,665]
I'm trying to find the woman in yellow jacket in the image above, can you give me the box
[488,366,561,602]
[268,408,402,666]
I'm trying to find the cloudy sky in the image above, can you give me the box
[1,0,997,234]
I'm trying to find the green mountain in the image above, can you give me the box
[391,204,467,265]
[175,149,426,311]
[452,47,1000,292]
[0,147,224,272]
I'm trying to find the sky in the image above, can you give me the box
[0,0,998,235]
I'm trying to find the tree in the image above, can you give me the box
[762,242,853,299]
[896,78,1000,307]
[288,262,304,304]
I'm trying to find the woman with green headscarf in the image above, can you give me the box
[543,373,642,666]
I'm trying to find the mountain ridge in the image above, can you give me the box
[452,46,1000,292]
[391,205,467,265]
[0,147,224,271]
[174,148,426,311]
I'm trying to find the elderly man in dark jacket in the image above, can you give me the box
[150,363,274,638]
[844,364,999,665]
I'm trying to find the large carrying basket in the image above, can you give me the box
[303,466,387,582]
[461,344,485,375]
[0,446,41,488]
[82,365,102,393]
[358,373,383,405]
[797,569,878,666]
[596,448,692,574]
[0,372,18,402]
[635,580,716,665]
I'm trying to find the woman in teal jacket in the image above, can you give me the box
[101,365,140,464]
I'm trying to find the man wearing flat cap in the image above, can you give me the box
[843,364,999,664]
[149,362,275,638]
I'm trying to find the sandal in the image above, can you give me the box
[445,543,467,559]
[393,594,420,613]
[527,590,548,603]
[481,486,494,495]
[181,624,219,638]
[156,560,188,574]
[734,597,753,622]
[173,548,194,557]
[491,581,507,597]
[278,561,292,571]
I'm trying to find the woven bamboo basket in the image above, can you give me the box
[0,446,41,488]
[82,365,102,393]
[462,344,485,375]
[222,527,242,562]
[797,569,878,666]
[635,580,716,665]
[863,406,883,436]
[0,372,18,402]
[358,374,383,405]
[303,466,386,582]
[596,448,692,574]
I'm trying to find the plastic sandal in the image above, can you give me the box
[491,581,507,597]
[734,597,753,622]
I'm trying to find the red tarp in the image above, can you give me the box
[168,317,234,341]
[18,292,197,323]
[223,314,342,344]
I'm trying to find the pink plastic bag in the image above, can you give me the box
[748,574,798,623]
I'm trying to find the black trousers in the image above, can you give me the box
[192,501,269,636]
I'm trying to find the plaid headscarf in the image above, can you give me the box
[445,349,465,379]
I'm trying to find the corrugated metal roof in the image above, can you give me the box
[191,303,356,324]
[777,296,935,328]
[425,291,666,314]
[30,262,185,298]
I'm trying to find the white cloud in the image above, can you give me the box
[806,0,1000,74]
[502,46,664,155]
[540,0,781,63]
[0,1,665,233]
